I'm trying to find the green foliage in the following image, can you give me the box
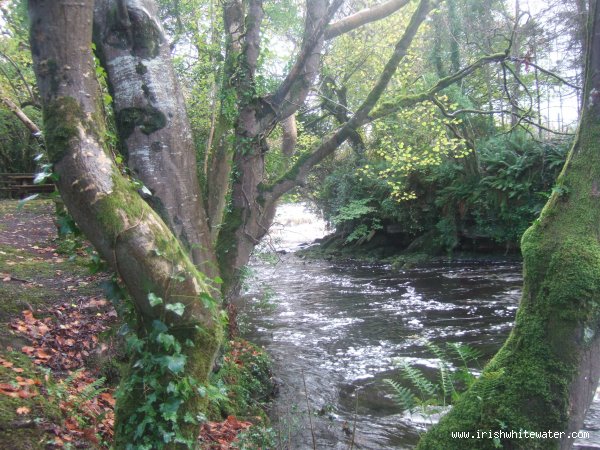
[209,339,274,420]
[235,423,278,449]
[0,106,41,174]
[311,131,569,254]
[116,318,205,449]
[42,368,107,427]
[383,378,418,413]
[331,198,383,243]
[384,341,482,418]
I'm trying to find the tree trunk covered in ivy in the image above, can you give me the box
[28,1,222,447]
[418,2,600,449]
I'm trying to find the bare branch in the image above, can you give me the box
[280,114,297,157]
[508,56,581,90]
[324,0,410,40]
[0,50,36,104]
[0,92,41,135]
[430,95,576,136]
[502,60,535,132]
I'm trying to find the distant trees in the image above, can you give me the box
[306,0,580,254]
[0,1,41,174]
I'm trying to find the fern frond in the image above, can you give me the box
[437,362,455,404]
[448,342,482,368]
[383,378,416,413]
[425,341,447,362]
[75,377,107,407]
[398,360,437,398]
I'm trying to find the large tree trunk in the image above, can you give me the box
[93,0,217,278]
[418,2,600,448]
[28,1,221,447]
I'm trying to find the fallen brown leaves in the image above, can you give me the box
[3,297,119,447]
[3,291,258,448]
[11,298,115,371]
[223,339,262,367]
[199,415,253,449]
[52,370,115,446]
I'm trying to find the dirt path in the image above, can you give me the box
[0,199,56,249]
[0,200,118,448]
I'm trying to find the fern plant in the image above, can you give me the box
[383,341,482,419]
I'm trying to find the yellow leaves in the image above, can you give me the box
[361,95,471,205]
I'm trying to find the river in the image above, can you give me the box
[239,204,600,449]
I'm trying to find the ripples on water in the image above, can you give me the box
[240,204,599,449]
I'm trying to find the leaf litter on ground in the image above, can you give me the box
[4,296,118,447]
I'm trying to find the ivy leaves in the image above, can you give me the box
[147,293,186,318]
[118,318,203,448]
[148,292,163,307]
[165,303,186,316]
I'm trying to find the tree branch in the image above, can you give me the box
[508,56,581,90]
[324,0,410,40]
[0,93,41,135]
[266,0,433,200]
[241,0,264,82]
[430,95,576,136]
[271,0,344,114]
[280,114,297,157]
[369,51,508,121]
[0,50,36,105]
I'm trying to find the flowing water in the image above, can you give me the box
[239,204,600,449]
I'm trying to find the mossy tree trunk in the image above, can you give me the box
[28,1,221,447]
[418,3,600,449]
[93,0,217,279]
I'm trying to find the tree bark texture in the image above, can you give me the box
[93,0,217,278]
[28,1,221,446]
[418,2,600,448]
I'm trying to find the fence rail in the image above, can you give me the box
[0,173,55,199]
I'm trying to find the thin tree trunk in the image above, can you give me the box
[205,0,243,241]
[29,1,221,447]
[0,93,40,135]
[418,2,600,448]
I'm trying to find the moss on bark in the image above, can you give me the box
[117,106,167,139]
[43,97,81,164]
[215,206,244,292]
[417,93,600,450]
